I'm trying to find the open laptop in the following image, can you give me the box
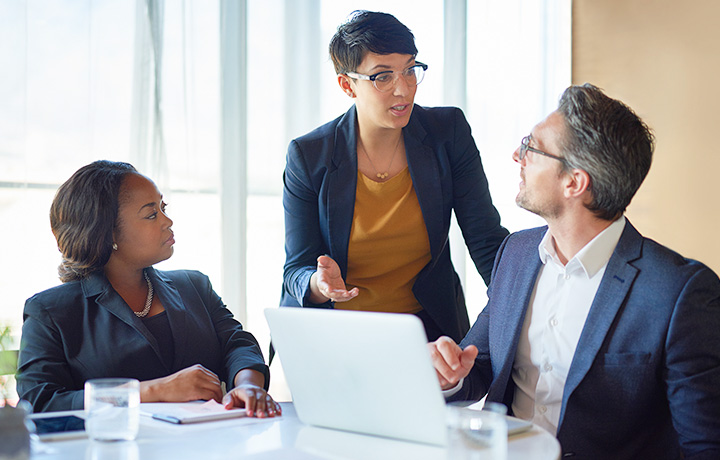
[265,307,448,446]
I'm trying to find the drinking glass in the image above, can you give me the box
[84,378,140,441]
[85,440,139,460]
[446,401,508,460]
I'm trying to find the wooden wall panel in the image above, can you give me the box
[573,0,720,271]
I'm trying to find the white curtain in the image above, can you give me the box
[0,0,225,334]
[131,0,168,187]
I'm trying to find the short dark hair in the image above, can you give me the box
[557,83,654,221]
[329,10,417,74]
[50,160,138,282]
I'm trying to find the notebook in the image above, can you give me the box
[140,400,246,424]
[265,307,448,446]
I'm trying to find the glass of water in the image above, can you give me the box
[446,401,508,460]
[84,378,140,442]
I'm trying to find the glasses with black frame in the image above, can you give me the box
[519,135,568,165]
[346,62,428,92]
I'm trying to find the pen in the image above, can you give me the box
[151,414,182,424]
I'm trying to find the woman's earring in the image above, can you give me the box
[346,91,354,97]
[112,243,118,251]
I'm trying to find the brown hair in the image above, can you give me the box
[50,161,137,282]
[557,84,654,220]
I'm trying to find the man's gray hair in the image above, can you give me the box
[557,83,654,221]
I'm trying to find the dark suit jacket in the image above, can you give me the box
[453,221,720,459]
[281,105,508,342]
[17,268,269,412]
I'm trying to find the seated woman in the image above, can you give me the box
[282,11,508,342]
[17,160,280,417]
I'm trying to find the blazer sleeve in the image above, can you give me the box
[187,272,270,389]
[450,311,493,402]
[282,139,330,306]
[664,266,720,457]
[17,297,86,411]
[450,233,513,402]
[447,108,508,285]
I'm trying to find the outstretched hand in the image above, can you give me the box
[428,336,478,390]
[313,255,359,303]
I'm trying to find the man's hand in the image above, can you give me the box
[428,336,478,390]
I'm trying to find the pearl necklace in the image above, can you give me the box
[134,270,154,318]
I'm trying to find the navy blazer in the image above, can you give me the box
[454,221,720,459]
[281,105,508,341]
[17,268,269,412]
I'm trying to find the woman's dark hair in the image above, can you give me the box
[329,10,417,74]
[50,160,138,282]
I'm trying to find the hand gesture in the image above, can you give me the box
[222,384,282,418]
[313,255,359,303]
[427,336,478,390]
[142,364,223,403]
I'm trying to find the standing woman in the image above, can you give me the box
[18,161,281,417]
[281,11,508,342]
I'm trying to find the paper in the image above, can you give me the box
[140,400,247,424]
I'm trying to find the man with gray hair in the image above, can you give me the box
[430,84,720,459]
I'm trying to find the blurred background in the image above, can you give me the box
[2,0,716,401]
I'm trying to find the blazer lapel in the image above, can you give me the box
[488,230,545,400]
[404,110,445,261]
[85,272,169,372]
[558,221,642,428]
[326,106,446,271]
[497,260,543,369]
[326,106,359,277]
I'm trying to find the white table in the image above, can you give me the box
[30,403,560,460]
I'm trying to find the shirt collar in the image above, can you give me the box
[538,215,626,278]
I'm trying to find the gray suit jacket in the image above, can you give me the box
[454,221,720,459]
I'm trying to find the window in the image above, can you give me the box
[244,1,570,398]
[0,0,224,361]
[0,0,569,402]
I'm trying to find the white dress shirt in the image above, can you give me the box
[511,216,626,435]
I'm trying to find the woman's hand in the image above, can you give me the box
[309,255,359,304]
[222,369,282,418]
[222,385,282,418]
[141,364,223,403]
